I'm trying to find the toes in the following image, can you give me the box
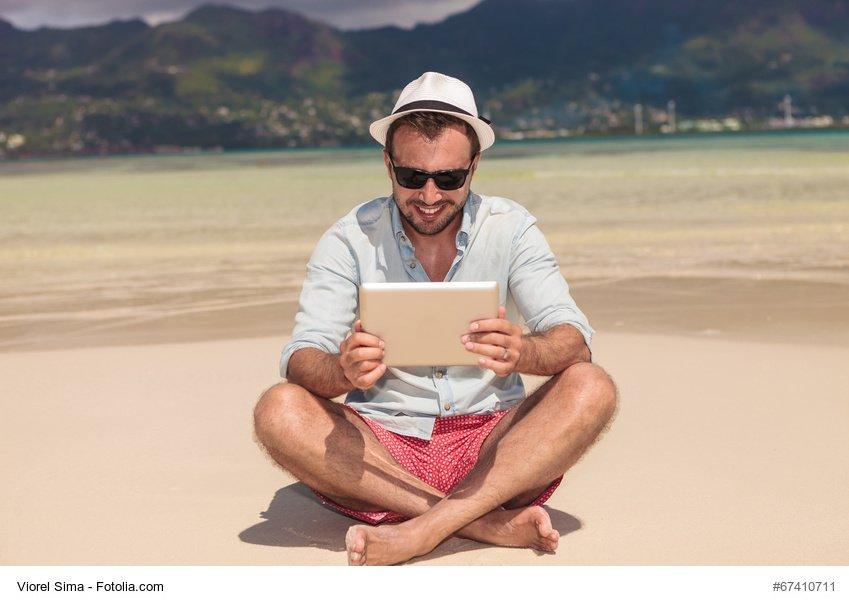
[546,530,560,552]
[537,540,557,553]
[535,536,556,552]
[532,507,554,536]
[345,526,367,566]
[532,522,559,553]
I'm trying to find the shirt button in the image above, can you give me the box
[435,370,444,379]
[409,261,417,269]
[443,403,451,411]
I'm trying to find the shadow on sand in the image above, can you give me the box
[239,482,583,563]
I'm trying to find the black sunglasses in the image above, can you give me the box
[389,156,476,191]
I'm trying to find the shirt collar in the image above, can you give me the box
[390,191,476,249]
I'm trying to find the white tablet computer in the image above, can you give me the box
[359,281,499,367]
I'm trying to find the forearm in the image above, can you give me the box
[286,347,353,399]
[515,324,591,376]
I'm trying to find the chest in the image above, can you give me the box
[358,222,510,284]
[417,250,457,282]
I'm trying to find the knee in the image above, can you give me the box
[253,381,311,446]
[557,362,619,422]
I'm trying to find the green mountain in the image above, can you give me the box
[347,0,849,118]
[2,0,849,156]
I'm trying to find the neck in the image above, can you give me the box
[401,210,462,254]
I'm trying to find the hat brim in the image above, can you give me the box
[369,109,495,152]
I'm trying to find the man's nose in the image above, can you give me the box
[420,178,442,203]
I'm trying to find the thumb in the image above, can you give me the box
[498,305,506,320]
[354,319,363,332]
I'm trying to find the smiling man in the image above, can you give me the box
[253,72,619,565]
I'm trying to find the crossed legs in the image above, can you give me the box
[253,362,618,565]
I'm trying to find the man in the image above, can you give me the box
[253,72,618,565]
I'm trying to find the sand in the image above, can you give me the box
[1,329,847,565]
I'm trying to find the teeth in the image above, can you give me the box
[419,205,443,215]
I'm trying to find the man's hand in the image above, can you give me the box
[339,320,387,390]
[461,306,523,377]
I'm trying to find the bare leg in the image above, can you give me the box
[253,380,563,550]
[343,362,618,565]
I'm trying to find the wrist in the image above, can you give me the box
[335,354,355,392]
[515,334,534,374]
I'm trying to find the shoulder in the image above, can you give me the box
[312,196,391,264]
[334,196,392,233]
[475,192,531,216]
[471,192,537,238]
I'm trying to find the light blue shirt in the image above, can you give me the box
[279,191,594,439]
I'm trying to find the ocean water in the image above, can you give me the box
[1,131,848,348]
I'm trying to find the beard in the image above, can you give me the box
[399,199,464,236]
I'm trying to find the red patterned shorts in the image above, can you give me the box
[312,407,563,525]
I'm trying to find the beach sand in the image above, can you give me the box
[2,135,848,564]
[1,327,847,565]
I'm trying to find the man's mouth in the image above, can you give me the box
[414,203,447,221]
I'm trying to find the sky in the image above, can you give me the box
[0,0,482,30]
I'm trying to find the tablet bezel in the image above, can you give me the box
[359,281,499,367]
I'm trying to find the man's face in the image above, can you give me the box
[384,123,478,237]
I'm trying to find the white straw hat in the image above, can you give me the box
[369,71,495,151]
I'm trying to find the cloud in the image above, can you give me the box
[0,0,481,30]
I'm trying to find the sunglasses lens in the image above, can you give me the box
[394,167,428,189]
[433,171,466,190]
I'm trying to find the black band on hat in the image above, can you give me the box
[393,100,492,125]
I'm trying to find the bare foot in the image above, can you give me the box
[462,505,560,552]
[345,522,434,566]
[345,506,559,565]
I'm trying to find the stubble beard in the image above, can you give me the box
[400,199,464,236]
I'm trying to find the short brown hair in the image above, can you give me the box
[385,112,480,160]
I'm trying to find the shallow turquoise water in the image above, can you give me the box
[1,130,848,347]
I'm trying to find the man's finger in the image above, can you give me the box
[347,346,385,363]
[478,356,513,376]
[468,318,513,334]
[356,363,387,389]
[354,319,363,332]
[498,305,506,320]
[353,359,382,373]
[467,341,510,360]
[463,332,510,348]
[348,331,384,349]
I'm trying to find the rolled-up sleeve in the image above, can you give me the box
[508,216,595,351]
[279,222,359,378]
